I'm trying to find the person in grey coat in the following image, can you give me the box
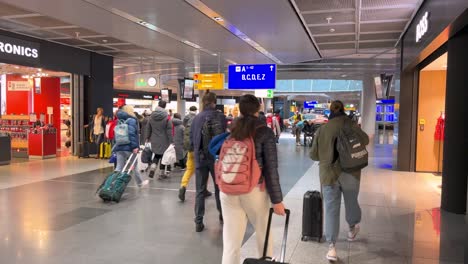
[172,113,186,169]
[145,100,174,179]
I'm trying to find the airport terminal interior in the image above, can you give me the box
[0,0,466,263]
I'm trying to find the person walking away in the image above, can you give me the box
[172,113,186,170]
[178,107,212,201]
[84,107,106,158]
[145,100,174,180]
[310,100,369,262]
[219,94,286,264]
[113,105,148,187]
[140,112,150,146]
[302,120,315,146]
[293,111,304,146]
[274,109,284,132]
[190,91,226,232]
[266,111,281,143]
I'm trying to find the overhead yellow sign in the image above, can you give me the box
[194,73,224,90]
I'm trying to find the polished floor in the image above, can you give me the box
[0,135,465,264]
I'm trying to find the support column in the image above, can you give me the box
[361,76,376,141]
[264,98,272,113]
[442,29,468,214]
[177,90,185,118]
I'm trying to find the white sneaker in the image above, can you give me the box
[326,243,338,262]
[347,224,360,241]
[141,179,149,187]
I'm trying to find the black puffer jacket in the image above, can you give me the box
[253,119,283,204]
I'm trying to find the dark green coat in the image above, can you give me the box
[310,115,369,185]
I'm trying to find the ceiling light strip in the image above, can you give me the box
[82,0,220,58]
[184,0,283,64]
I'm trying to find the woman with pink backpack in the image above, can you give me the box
[216,94,286,264]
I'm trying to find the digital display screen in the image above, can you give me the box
[161,89,170,103]
[184,79,194,100]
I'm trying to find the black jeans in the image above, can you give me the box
[151,154,171,171]
[194,159,222,224]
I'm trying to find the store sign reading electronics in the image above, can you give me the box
[416,11,430,43]
[0,35,40,65]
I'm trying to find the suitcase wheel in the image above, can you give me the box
[301,236,307,242]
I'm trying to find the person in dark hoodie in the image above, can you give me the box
[172,113,186,170]
[190,91,226,232]
[114,105,148,187]
[145,100,174,180]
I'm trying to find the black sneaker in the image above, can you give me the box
[204,190,212,198]
[148,170,155,179]
[195,223,205,232]
[178,187,186,202]
[158,174,168,180]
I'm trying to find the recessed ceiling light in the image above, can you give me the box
[329,28,335,33]
[102,39,108,43]
[14,66,19,69]
[213,16,223,22]
[341,74,347,78]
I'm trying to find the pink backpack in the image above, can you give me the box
[215,136,262,195]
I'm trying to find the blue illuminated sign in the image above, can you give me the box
[304,101,318,109]
[228,64,276,89]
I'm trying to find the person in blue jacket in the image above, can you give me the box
[114,105,148,187]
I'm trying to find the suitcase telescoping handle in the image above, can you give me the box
[121,152,139,174]
[262,208,291,262]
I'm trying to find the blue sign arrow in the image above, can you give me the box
[228,64,276,89]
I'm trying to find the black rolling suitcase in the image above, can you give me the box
[301,190,323,242]
[243,208,290,264]
[78,141,90,158]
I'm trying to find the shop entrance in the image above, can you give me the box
[0,63,72,162]
[416,52,447,173]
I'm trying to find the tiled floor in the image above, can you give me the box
[0,136,465,264]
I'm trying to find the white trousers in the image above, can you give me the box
[220,187,272,264]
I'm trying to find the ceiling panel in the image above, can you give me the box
[315,34,356,43]
[362,0,419,9]
[15,29,64,39]
[359,41,395,49]
[52,38,94,46]
[295,0,354,11]
[359,48,393,53]
[53,27,101,37]
[309,24,355,35]
[0,3,33,17]
[198,0,321,63]
[319,42,356,50]
[14,16,71,28]
[360,21,406,32]
[76,45,115,51]
[375,53,399,59]
[303,11,355,24]
[0,19,32,31]
[81,36,125,44]
[359,32,400,41]
[361,8,413,21]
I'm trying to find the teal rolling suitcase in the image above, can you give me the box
[97,152,138,203]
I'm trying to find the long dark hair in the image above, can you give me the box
[230,94,261,140]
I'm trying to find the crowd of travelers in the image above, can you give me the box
[94,93,368,263]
